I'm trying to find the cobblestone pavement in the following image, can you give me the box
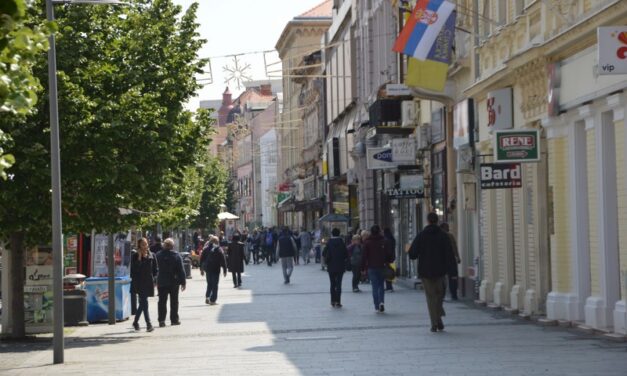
[1,262,627,376]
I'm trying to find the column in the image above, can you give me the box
[585,106,620,330]
[567,118,590,321]
[611,93,627,334]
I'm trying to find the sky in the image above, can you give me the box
[172,0,329,109]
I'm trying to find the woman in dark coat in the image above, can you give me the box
[227,233,246,288]
[324,228,349,308]
[131,237,158,332]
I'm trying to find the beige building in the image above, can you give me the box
[275,1,332,227]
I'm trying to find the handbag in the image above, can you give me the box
[383,263,395,281]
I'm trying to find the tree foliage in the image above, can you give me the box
[0,0,215,246]
[0,0,51,179]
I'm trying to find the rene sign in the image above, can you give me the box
[493,129,540,163]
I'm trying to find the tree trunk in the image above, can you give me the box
[10,231,25,338]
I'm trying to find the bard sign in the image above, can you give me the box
[493,129,540,163]
[480,163,522,189]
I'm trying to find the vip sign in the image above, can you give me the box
[494,129,540,163]
[598,26,627,75]
[480,163,522,189]
[486,88,513,131]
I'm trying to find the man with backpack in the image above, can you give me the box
[276,227,298,284]
[263,228,275,266]
[347,234,363,292]
[200,236,227,305]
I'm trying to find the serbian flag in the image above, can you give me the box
[393,0,456,60]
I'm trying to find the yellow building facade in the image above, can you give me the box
[464,0,627,334]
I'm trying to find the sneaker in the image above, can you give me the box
[171,321,181,326]
[353,288,360,293]
[379,303,385,313]
[437,320,444,331]
[335,303,342,308]
[132,322,140,331]
[205,298,210,305]
[159,321,166,328]
[430,326,438,332]
[146,324,154,332]
[209,301,218,305]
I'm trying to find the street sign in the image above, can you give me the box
[493,129,540,163]
[480,163,522,189]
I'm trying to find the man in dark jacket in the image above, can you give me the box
[156,238,186,327]
[324,228,349,307]
[227,233,246,288]
[361,225,395,313]
[200,236,227,305]
[409,212,456,332]
[276,227,297,284]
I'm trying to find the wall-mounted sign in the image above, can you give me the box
[486,88,513,130]
[385,83,412,96]
[494,129,540,162]
[431,108,445,143]
[391,138,416,163]
[366,147,397,169]
[453,98,475,149]
[480,163,522,189]
[400,173,423,190]
[597,26,627,75]
[385,187,424,199]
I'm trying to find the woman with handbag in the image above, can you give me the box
[323,228,349,308]
[131,237,158,332]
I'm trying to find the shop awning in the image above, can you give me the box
[318,213,350,223]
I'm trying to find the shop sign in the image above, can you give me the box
[486,88,513,130]
[400,173,423,190]
[25,265,53,285]
[453,98,474,149]
[391,138,416,163]
[24,285,49,293]
[366,147,397,169]
[385,83,411,96]
[597,26,627,75]
[494,129,540,162]
[480,163,522,189]
[385,187,424,199]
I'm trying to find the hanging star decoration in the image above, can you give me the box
[223,55,252,90]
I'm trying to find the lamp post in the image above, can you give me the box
[46,0,129,365]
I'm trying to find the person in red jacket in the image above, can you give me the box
[361,225,395,313]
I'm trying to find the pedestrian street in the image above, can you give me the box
[2,262,627,376]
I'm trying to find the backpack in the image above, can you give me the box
[265,232,273,247]
[351,245,362,266]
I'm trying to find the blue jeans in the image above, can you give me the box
[368,268,385,310]
[133,294,151,324]
[205,272,220,302]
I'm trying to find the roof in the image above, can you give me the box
[297,0,332,19]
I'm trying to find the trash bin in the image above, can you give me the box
[180,252,192,279]
[63,273,88,326]
[64,289,88,326]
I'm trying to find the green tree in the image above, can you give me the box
[0,0,51,180]
[0,0,211,338]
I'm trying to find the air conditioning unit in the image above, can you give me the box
[401,101,418,127]
[416,123,431,150]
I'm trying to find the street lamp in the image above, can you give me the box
[46,0,129,365]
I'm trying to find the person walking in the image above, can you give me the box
[251,229,260,264]
[347,234,363,292]
[276,227,297,284]
[263,228,275,266]
[362,225,395,313]
[200,236,227,305]
[440,222,461,300]
[156,238,186,327]
[299,228,312,264]
[131,237,158,332]
[324,228,349,307]
[293,229,301,265]
[383,228,396,292]
[226,233,246,288]
[409,213,457,332]
[149,236,163,255]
